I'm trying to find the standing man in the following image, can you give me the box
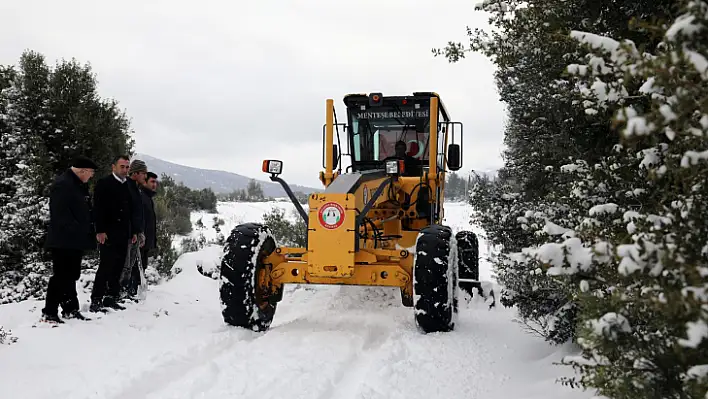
[141,172,158,268]
[126,172,158,299]
[89,155,133,312]
[42,156,98,323]
[120,159,147,300]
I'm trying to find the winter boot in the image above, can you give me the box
[103,296,126,310]
[122,292,139,303]
[41,309,65,324]
[62,310,91,321]
[89,301,108,313]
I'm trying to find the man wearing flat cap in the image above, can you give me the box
[120,159,147,301]
[42,156,98,323]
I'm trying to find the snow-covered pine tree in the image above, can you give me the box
[436,0,677,344]
[0,66,17,186]
[0,66,16,268]
[152,192,179,276]
[0,52,52,303]
[246,179,265,201]
[445,172,464,201]
[42,58,98,193]
[46,57,134,194]
[554,2,708,397]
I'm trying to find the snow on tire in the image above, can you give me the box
[413,224,459,333]
[219,222,277,332]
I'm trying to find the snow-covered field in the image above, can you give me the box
[0,201,593,399]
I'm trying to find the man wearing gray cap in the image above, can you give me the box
[120,159,147,301]
[42,156,98,323]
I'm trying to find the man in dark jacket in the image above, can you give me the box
[42,156,98,323]
[141,172,158,259]
[89,155,134,312]
[120,159,147,300]
[126,172,158,298]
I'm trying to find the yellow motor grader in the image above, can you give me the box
[218,92,481,333]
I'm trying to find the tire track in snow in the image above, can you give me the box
[303,287,405,399]
[110,328,262,399]
[114,286,351,399]
[131,286,404,399]
[314,321,392,399]
[241,286,402,399]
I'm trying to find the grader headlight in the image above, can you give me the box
[385,159,405,175]
[262,159,283,176]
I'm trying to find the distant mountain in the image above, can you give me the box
[135,153,317,197]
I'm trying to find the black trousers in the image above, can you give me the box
[91,241,129,302]
[43,248,83,315]
[140,247,149,271]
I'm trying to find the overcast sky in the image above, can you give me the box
[0,0,505,188]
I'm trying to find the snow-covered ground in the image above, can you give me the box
[0,201,593,399]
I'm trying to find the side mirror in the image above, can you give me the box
[447,144,461,171]
[333,144,339,169]
[262,159,283,176]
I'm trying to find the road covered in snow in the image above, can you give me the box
[0,202,594,399]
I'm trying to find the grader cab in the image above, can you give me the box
[218,92,482,334]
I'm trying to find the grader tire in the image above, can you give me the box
[413,224,458,333]
[219,222,277,332]
[455,230,481,298]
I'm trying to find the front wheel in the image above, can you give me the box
[413,225,458,333]
[219,223,277,332]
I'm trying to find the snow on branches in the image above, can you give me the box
[558,1,708,397]
[445,0,706,396]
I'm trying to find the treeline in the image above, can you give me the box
[0,50,217,302]
[444,172,471,201]
[219,179,269,202]
[437,0,707,397]
[218,178,310,204]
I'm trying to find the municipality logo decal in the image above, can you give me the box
[318,202,345,229]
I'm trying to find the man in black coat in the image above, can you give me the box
[89,155,135,312]
[140,172,158,261]
[126,171,158,298]
[42,156,98,323]
[120,159,147,300]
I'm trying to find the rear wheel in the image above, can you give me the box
[219,223,277,332]
[413,225,458,333]
[456,230,481,298]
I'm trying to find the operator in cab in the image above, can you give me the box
[394,141,421,176]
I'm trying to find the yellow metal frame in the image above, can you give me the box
[321,99,335,187]
[263,95,447,306]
